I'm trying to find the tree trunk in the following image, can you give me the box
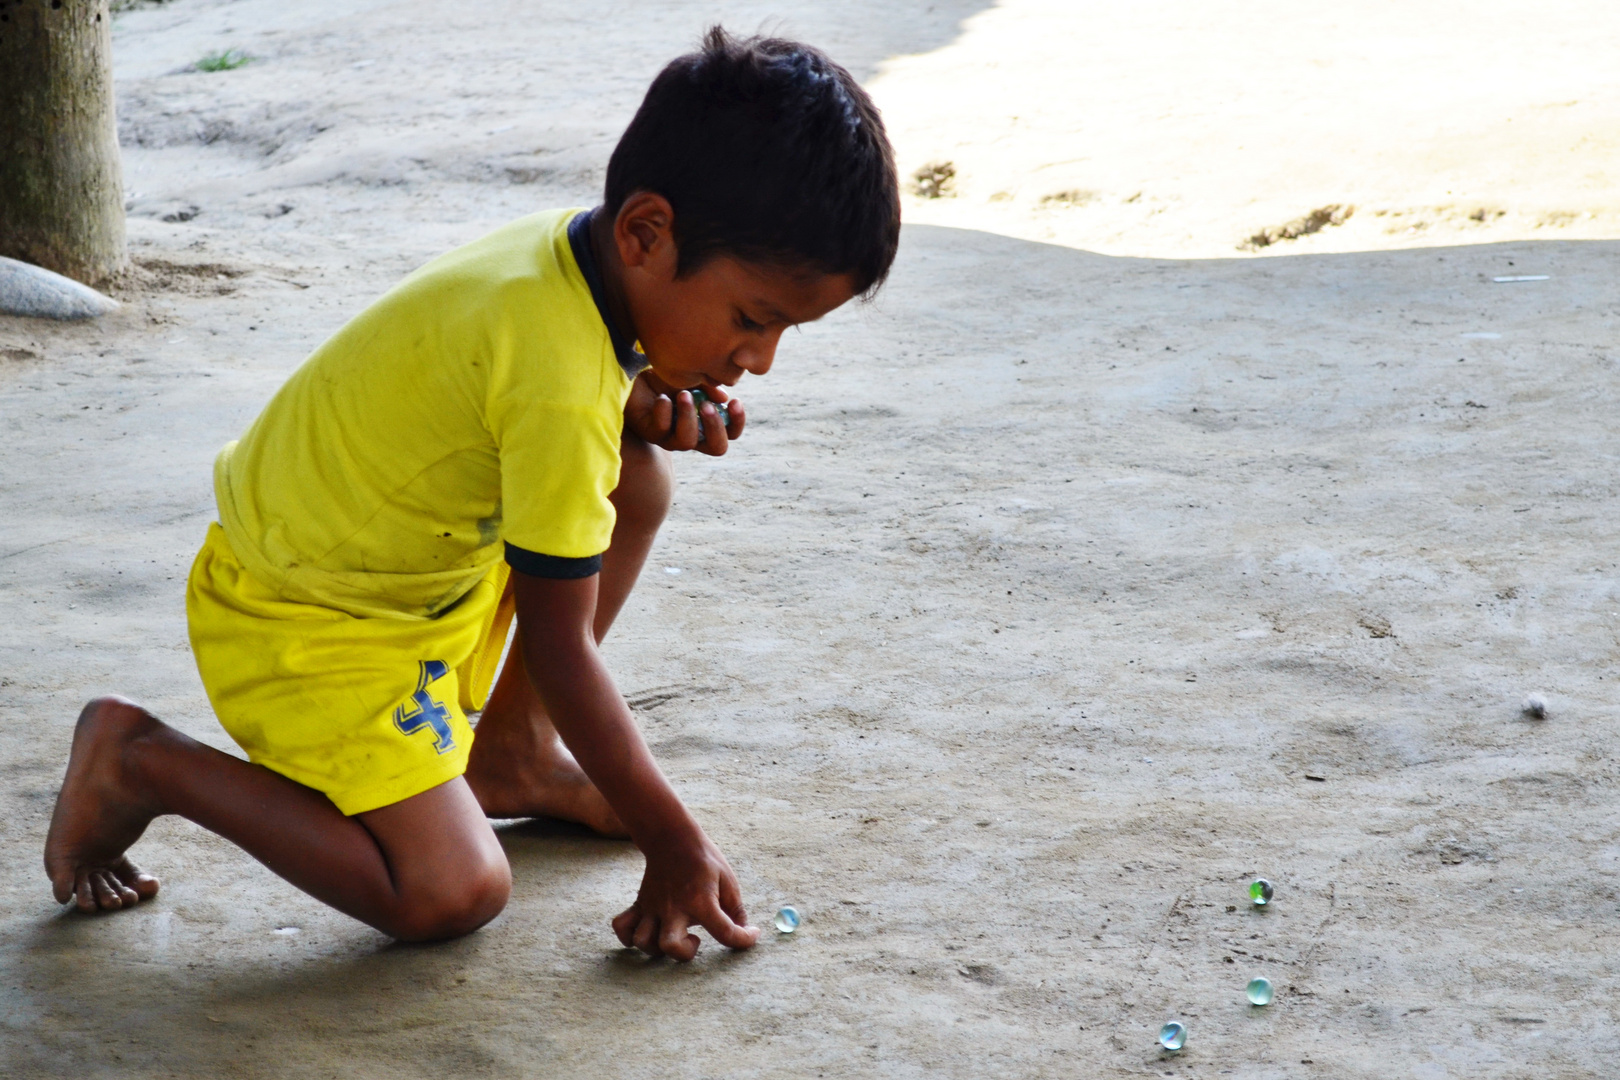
[0,0,125,287]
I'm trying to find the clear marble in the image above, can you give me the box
[1158,1021,1187,1051]
[1249,878,1275,906]
[773,905,801,934]
[1246,976,1274,1006]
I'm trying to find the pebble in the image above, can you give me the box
[0,256,119,320]
[1157,1020,1187,1051]
[1250,878,1274,906]
[1246,976,1274,1006]
[773,905,801,934]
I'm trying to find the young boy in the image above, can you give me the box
[43,28,900,962]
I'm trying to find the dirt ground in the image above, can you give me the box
[4,2,1619,1077]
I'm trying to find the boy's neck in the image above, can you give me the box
[587,207,640,355]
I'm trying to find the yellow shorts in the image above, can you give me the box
[185,523,516,815]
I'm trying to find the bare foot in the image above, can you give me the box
[466,722,628,838]
[44,696,164,912]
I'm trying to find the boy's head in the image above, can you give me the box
[606,27,901,298]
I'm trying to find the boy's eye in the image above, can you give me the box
[736,311,765,332]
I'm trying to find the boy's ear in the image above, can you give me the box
[613,191,677,272]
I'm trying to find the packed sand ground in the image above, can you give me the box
[3,2,1619,1077]
[876,1,1620,258]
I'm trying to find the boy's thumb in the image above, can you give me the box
[700,901,760,950]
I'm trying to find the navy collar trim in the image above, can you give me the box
[567,208,648,379]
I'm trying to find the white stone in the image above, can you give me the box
[0,256,119,320]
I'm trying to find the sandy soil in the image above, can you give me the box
[3,2,1619,1077]
[875,1,1620,258]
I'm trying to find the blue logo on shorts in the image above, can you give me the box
[393,659,456,754]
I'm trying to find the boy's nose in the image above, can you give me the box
[734,339,777,377]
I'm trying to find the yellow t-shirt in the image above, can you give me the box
[213,208,633,620]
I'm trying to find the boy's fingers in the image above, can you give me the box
[612,906,640,948]
[723,397,746,440]
[671,392,700,450]
[651,394,673,440]
[632,913,662,956]
[695,895,760,951]
[659,914,700,962]
[699,405,729,456]
[716,868,747,924]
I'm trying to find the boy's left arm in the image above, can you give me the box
[512,568,760,960]
[624,370,744,456]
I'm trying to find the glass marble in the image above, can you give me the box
[1158,1021,1187,1051]
[1246,976,1274,1006]
[1249,878,1274,906]
[773,905,802,934]
[688,389,730,434]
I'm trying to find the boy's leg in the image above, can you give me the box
[45,696,511,938]
[464,432,672,833]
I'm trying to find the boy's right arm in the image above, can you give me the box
[510,568,760,960]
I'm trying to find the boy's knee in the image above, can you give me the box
[390,855,512,943]
[611,434,674,533]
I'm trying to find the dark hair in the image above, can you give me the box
[604,26,901,297]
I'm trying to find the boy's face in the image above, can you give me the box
[609,194,860,391]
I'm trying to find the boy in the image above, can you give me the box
[43,28,900,962]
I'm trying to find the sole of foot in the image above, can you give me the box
[43,696,163,912]
[467,744,629,838]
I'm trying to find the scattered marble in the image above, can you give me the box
[773,906,801,934]
[1250,878,1274,906]
[1157,1020,1187,1051]
[1246,976,1274,1005]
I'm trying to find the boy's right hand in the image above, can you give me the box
[611,829,760,961]
[624,370,745,456]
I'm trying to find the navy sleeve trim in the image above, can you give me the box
[505,542,602,580]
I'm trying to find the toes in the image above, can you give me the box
[49,868,75,905]
[90,870,124,910]
[74,872,97,912]
[113,858,160,901]
[63,863,157,913]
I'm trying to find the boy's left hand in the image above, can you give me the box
[624,370,745,455]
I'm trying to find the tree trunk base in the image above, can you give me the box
[0,0,127,288]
